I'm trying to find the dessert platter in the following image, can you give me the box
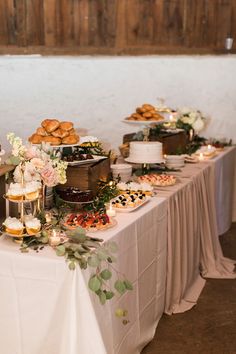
[56,187,93,204]
[125,141,164,164]
[63,211,116,232]
[138,173,177,187]
[3,215,41,238]
[117,181,154,196]
[123,103,166,125]
[29,119,80,146]
[62,153,107,166]
[111,192,150,212]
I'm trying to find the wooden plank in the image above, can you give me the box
[25,0,44,45]
[14,0,27,46]
[0,0,16,45]
[43,0,57,47]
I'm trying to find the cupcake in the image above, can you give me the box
[3,217,24,236]
[6,183,25,201]
[25,216,41,235]
[24,181,40,200]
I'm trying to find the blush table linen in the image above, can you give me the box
[155,151,236,315]
[0,197,168,354]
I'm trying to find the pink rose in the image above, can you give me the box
[25,146,40,160]
[31,157,45,170]
[41,163,57,187]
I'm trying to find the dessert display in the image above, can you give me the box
[56,187,93,203]
[125,104,164,122]
[29,119,79,145]
[64,211,113,231]
[24,216,41,235]
[117,181,153,196]
[138,174,176,186]
[6,182,41,201]
[125,141,164,164]
[3,217,24,236]
[62,152,94,163]
[111,191,148,211]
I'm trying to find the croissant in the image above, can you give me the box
[28,134,43,144]
[36,127,48,136]
[52,128,69,138]
[42,136,61,145]
[62,135,79,145]
[43,119,60,133]
[59,121,74,131]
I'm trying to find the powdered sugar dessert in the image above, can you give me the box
[126,141,163,163]
[25,216,41,235]
[138,174,176,186]
[3,217,24,236]
[117,181,153,195]
[6,183,25,201]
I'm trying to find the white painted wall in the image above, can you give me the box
[0,55,235,155]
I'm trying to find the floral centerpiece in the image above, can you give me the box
[176,107,207,134]
[7,132,67,187]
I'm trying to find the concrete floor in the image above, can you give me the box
[142,223,236,354]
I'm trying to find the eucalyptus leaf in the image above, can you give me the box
[74,251,82,260]
[100,269,112,280]
[69,261,76,270]
[99,291,106,305]
[97,249,108,261]
[114,280,126,295]
[88,254,100,267]
[40,236,49,244]
[56,245,66,256]
[88,275,101,292]
[124,280,133,291]
[105,291,114,300]
[108,241,118,253]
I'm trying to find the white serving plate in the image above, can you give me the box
[122,119,167,126]
[67,155,107,166]
[125,157,165,164]
[112,197,150,213]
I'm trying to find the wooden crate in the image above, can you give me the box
[59,158,111,195]
[123,130,187,155]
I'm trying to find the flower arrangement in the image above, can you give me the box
[176,107,207,133]
[7,133,67,187]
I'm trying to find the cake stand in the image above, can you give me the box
[122,119,168,141]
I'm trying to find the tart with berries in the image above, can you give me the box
[63,211,114,232]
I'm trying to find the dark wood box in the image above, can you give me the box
[123,130,187,155]
[59,158,111,195]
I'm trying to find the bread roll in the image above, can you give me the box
[142,112,152,118]
[42,136,61,145]
[59,121,74,131]
[29,134,43,144]
[52,128,69,138]
[41,119,51,129]
[62,135,79,145]
[36,127,48,136]
[44,119,60,133]
[142,104,155,111]
[68,128,76,135]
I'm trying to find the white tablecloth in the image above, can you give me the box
[0,197,168,354]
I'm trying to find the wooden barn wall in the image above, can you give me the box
[0,0,235,55]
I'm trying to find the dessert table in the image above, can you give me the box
[0,197,168,354]
[155,147,236,315]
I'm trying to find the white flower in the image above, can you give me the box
[192,118,205,132]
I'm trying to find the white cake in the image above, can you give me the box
[126,141,163,163]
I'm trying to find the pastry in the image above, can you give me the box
[62,135,79,145]
[59,121,74,131]
[29,134,43,144]
[138,174,176,186]
[44,119,60,133]
[25,216,41,235]
[42,136,61,145]
[52,128,69,139]
[64,211,110,231]
[3,217,24,236]
[111,192,147,209]
[6,183,25,201]
[41,119,51,129]
[68,128,76,135]
[24,182,40,200]
[36,127,48,136]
